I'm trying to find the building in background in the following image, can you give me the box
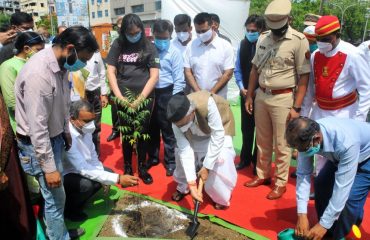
[89,0,111,26]
[55,0,89,28]
[110,0,161,36]
[20,0,52,21]
[0,0,20,13]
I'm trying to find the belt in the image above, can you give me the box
[260,87,294,95]
[155,84,174,94]
[316,90,358,110]
[16,133,32,144]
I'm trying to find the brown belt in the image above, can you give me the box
[260,87,294,95]
[16,133,32,144]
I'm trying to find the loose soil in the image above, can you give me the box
[98,194,248,239]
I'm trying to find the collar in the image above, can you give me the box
[267,26,293,41]
[318,123,334,153]
[69,122,82,138]
[47,47,63,73]
[14,56,27,62]
[197,34,219,48]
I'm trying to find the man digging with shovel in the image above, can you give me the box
[167,91,237,210]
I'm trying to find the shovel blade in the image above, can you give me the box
[186,220,200,238]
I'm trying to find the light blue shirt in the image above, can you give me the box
[156,44,185,94]
[234,46,244,90]
[296,117,370,229]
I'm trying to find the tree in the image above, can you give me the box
[35,15,58,35]
[0,13,10,28]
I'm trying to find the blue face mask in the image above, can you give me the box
[126,31,142,43]
[245,31,259,43]
[154,38,170,52]
[64,48,87,72]
[309,44,318,53]
[300,143,321,157]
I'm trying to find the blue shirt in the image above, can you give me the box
[234,46,244,90]
[156,44,185,94]
[296,117,370,229]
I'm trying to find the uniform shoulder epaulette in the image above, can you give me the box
[291,29,306,40]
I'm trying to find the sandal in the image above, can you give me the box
[214,203,229,210]
[171,190,189,202]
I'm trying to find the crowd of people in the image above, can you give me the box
[0,0,370,239]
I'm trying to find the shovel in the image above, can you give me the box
[185,178,204,239]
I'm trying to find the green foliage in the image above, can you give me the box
[0,13,10,28]
[248,0,369,43]
[35,15,58,35]
[114,88,151,148]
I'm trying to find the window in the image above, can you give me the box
[41,3,44,7]
[91,0,94,4]
[97,10,102,18]
[155,1,161,11]
[105,0,108,2]
[97,0,102,4]
[105,9,108,17]
[92,12,95,18]
[131,4,144,13]
[114,7,125,15]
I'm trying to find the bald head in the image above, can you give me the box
[285,117,320,151]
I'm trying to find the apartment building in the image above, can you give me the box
[20,0,54,21]
[0,0,20,13]
[89,0,111,26]
[110,0,161,28]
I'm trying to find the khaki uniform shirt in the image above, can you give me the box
[252,27,311,90]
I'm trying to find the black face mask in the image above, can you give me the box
[271,23,289,37]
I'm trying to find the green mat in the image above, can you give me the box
[66,186,269,240]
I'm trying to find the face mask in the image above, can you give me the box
[245,31,259,43]
[317,41,333,54]
[64,48,87,72]
[125,31,142,44]
[197,28,213,43]
[179,120,193,133]
[300,143,321,157]
[271,24,289,37]
[154,38,170,52]
[81,121,96,134]
[177,32,190,42]
[309,43,318,53]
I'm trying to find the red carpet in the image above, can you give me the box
[100,123,370,239]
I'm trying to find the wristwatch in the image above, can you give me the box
[292,106,302,113]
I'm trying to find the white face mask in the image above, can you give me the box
[179,120,193,133]
[177,32,190,43]
[82,121,96,134]
[317,41,333,54]
[197,28,213,43]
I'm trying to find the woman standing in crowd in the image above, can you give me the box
[106,13,160,184]
[0,31,45,131]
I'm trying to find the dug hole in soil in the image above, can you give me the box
[98,194,248,239]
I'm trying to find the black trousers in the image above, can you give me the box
[240,95,257,168]
[148,85,176,169]
[85,88,102,156]
[109,93,119,132]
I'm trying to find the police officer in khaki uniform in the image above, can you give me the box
[244,0,311,200]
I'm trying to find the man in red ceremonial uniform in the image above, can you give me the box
[301,15,370,174]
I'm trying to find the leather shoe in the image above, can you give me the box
[68,228,85,239]
[107,131,119,142]
[235,161,249,170]
[139,168,153,184]
[244,177,271,188]
[147,158,159,168]
[266,185,286,200]
[309,192,315,200]
[166,168,175,176]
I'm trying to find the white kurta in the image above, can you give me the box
[301,40,370,173]
[172,97,237,206]
[301,40,370,121]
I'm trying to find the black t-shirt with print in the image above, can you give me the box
[106,39,160,97]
